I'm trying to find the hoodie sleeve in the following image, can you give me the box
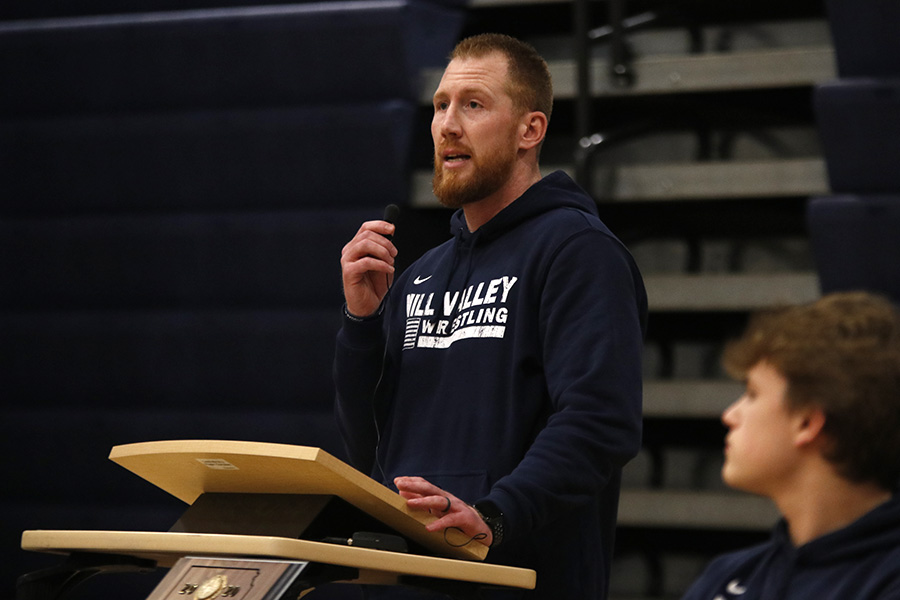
[480,228,647,544]
[333,308,389,475]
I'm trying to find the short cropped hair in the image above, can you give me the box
[451,33,553,123]
[723,292,900,490]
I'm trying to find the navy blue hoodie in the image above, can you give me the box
[334,171,647,598]
[681,495,900,600]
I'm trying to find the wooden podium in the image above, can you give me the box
[20,440,535,599]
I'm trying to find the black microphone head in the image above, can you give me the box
[383,204,400,225]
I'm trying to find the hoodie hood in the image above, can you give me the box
[448,170,599,246]
[682,495,900,600]
[792,494,900,566]
[440,170,603,309]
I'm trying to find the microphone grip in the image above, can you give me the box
[382,204,400,241]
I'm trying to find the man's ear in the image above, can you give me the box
[794,407,827,448]
[519,111,548,151]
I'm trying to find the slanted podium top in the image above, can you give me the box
[109,439,488,562]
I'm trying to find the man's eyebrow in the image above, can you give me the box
[433,84,493,102]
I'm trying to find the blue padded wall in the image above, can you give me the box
[0,1,460,113]
[807,195,900,303]
[2,211,373,309]
[824,0,900,78]
[1,105,416,213]
[814,79,900,194]
[1,1,463,596]
[810,3,900,303]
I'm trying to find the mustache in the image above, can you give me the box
[435,144,474,158]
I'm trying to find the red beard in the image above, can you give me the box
[432,145,517,209]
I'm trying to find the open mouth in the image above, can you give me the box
[444,153,471,163]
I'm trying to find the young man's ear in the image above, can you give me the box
[794,407,827,448]
[519,111,548,151]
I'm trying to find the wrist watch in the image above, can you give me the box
[473,501,505,547]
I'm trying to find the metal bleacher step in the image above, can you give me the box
[411,158,828,206]
[642,380,741,418]
[420,45,835,103]
[644,272,820,311]
[600,158,828,201]
[618,489,780,531]
[553,46,835,98]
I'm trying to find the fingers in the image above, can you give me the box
[394,476,492,546]
[341,240,395,271]
[424,506,469,531]
[341,220,398,316]
[395,477,452,511]
[396,478,459,516]
[343,221,397,261]
[394,476,440,496]
[421,500,488,542]
[404,493,454,514]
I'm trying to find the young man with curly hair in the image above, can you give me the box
[682,292,900,600]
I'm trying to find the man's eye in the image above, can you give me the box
[468,101,480,109]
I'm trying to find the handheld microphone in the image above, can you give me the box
[383,204,400,240]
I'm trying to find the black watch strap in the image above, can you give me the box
[473,501,505,548]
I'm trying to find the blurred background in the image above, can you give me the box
[2,0,898,598]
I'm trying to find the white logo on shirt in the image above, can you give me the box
[403,276,517,349]
[714,579,747,599]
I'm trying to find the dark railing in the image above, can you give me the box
[572,0,702,195]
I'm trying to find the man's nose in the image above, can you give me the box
[721,397,741,427]
[438,105,462,137]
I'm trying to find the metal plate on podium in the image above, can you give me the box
[145,557,311,600]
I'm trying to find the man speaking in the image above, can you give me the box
[335,33,647,599]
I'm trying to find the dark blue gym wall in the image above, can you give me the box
[808,0,900,303]
[0,1,462,596]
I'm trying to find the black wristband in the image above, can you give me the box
[342,303,383,323]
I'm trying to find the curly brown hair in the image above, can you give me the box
[723,292,900,490]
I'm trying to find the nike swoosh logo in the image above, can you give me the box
[726,580,747,595]
[413,275,433,285]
